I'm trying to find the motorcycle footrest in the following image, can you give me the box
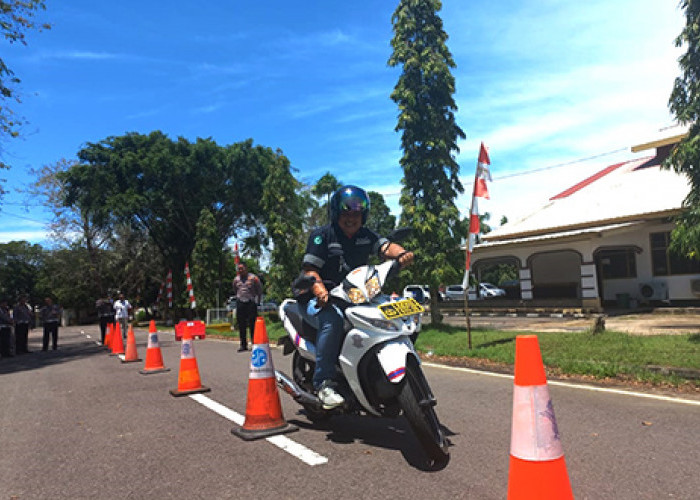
[418,397,437,408]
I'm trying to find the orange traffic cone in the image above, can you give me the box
[169,323,210,397]
[232,316,298,440]
[121,325,142,363]
[110,322,125,356]
[140,320,170,375]
[104,322,113,350]
[507,335,573,500]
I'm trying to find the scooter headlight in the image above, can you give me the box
[354,313,398,331]
[347,288,367,304]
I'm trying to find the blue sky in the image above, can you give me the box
[0,0,686,245]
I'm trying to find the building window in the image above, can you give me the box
[597,249,637,279]
[650,231,700,276]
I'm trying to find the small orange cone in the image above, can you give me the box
[507,335,574,500]
[104,322,113,350]
[169,323,210,396]
[110,322,125,356]
[121,325,142,363]
[232,316,298,440]
[140,320,170,375]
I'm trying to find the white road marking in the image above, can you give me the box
[188,393,328,466]
[422,362,700,406]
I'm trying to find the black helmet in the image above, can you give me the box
[329,185,370,224]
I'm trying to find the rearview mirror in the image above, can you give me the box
[387,227,412,242]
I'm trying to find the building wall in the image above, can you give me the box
[472,219,700,303]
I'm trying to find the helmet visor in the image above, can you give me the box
[338,192,368,213]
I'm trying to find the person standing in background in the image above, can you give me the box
[113,293,132,340]
[231,263,262,352]
[13,295,34,354]
[0,298,14,358]
[39,297,62,351]
[95,294,115,345]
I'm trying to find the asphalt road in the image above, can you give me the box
[1,325,698,499]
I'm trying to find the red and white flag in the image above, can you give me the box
[184,262,196,309]
[233,242,240,267]
[463,142,491,290]
[166,269,173,308]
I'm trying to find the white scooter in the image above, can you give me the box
[275,241,449,466]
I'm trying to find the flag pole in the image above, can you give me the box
[464,170,479,351]
[463,142,491,351]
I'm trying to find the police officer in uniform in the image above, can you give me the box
[13,295,34,354]
[0,298,14,358]
[96,294,115,345]
[39,297,62,351]
[232,262,262,352]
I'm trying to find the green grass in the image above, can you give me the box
[415,324,700,387]
[176,318,699,388]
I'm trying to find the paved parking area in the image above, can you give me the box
[436,311,700,335]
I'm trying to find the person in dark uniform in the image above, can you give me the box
[39,297,62,351]
[298,185,413,409]
[0,298,14,358]
[231,262,262,352]
[13,295,34,354]
[95,294,115,345]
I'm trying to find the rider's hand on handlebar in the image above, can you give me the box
[312,281,329,306]
[398,251,414,268]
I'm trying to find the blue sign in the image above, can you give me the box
[251,347,267,367]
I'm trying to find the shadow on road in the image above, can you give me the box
[288,410,457,471]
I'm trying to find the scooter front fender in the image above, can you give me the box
[376,338,419,384]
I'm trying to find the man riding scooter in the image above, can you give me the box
[298,185,414,409]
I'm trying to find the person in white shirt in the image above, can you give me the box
[113,293,132,340]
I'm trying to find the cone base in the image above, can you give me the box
[231,422,298,441]
[121,357,142,363]
[169,386,211,397]
[109,352,125,356]
[507,455,573,500]
[139,367,171,375]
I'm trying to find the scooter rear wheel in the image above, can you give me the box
[397,357,450,467]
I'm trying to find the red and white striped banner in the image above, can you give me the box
[184,262,196,309]
[166,269,173,308]
[155,278,165,308]
[233,242,240,267]
[464,142,492,289]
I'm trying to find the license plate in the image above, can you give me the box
[378,298,424,319]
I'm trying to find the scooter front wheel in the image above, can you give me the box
[397,357,450,467]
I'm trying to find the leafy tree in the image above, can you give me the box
[36,244,96,320]
[262,151,308,302]
[191,207,224,310]
[0,240,46,304]
[0,0,51,188]
[666,0,700,260]
[61,132,281,303]
[28,158,112,294]
[389,0,466,323]
[366,191,396,236]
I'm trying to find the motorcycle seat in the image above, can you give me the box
[282,300,318,342]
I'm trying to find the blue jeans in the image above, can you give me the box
[299,298,345,390]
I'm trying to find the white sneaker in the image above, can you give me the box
[318,383,344,410]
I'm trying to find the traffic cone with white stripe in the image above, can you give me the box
[104,322,113,350]
[140,320,170,375]
[231,316,298,440]
[121,324,141,363]
[507,335,573,499]
[169,323,210,397]
[110,322,125,356]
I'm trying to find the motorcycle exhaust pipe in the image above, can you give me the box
[275,370,323,410]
